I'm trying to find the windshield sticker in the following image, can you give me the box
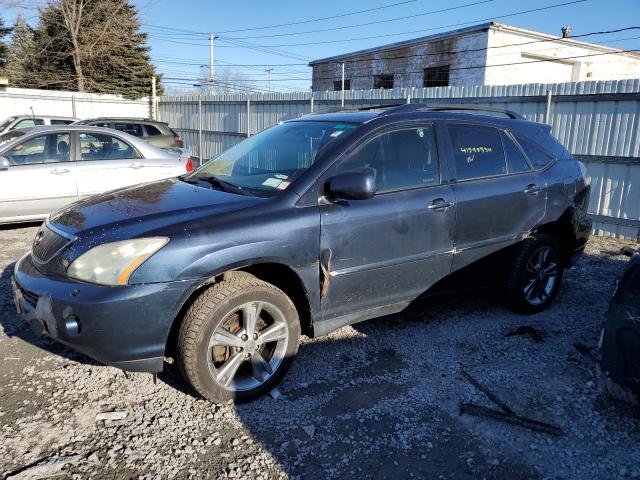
[417,128,424,138]
[274,173,288,179]
[276,180,291,190]
[262,178,283,188]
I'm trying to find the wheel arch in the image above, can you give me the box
[164,261,312,359]
[533,206,579,267]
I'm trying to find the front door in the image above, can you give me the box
[0,131,76,220]
[319,124,456,323]
[445,123,547,270]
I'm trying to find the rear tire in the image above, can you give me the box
[506,234,564,314]
[177,274,300,403]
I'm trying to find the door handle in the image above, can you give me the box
[50,168,70,175]
[524,184,542,195]
[427,198,455,211]
[128,163,144,169]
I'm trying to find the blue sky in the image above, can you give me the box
[5,0,640,93]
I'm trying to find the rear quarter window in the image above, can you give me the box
[144,124,163,136]
[515,136,555,170]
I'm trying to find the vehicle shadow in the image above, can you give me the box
[229,289,541,480]
[0,261,102,367]
[227,249,633,479]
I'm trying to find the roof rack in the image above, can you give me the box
[371,103,525,120]
[358,103,405,111]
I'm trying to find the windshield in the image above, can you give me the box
[0,130,25,146]
[186,121,358,195]
[0,116,17,131]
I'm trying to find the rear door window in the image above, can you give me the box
[144,124,163,136]
[113,123,144,137]
[516,136,555,170]
[447,124,506,181]
[79,132,138,161]
[14,118,45,129]
[501,131,530,174]
[4,133,70,165]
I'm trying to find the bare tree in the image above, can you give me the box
[210,67,256,94]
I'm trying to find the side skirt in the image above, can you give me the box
[312,300,410,337]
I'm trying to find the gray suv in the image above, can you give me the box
[12,104,591,403]
[73,117,183,149]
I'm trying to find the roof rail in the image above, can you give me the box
[358,103,406,111]
[379,103,525,120]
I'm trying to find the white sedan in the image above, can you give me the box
[0,125,193,224]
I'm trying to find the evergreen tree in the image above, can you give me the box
[5,16,36,87]
[29,0,160,98]
[0,17,12,74]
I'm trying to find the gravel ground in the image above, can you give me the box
[1,224,639,480]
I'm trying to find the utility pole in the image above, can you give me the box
[209,33,218,95]
[151,75,157,119]
[265,68,274,92]
[341,62,345,108]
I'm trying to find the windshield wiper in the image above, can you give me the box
[195,175,250,195]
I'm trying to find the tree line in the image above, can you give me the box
[0,0,161,99]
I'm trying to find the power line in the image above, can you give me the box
[144,1,589,52]
[216,0,419,34]
[218,37,310,62]
[143,0,494,43]
[309,27,640,66]
[225,0,496,40]
[152,27,640,69]
[227,0,587,43]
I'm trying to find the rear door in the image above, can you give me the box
[319,123,456,321]
[75,131,148,197]
[0,132,77,219]
[445,122,546,270]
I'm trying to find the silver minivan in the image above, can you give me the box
[0,125,190,224]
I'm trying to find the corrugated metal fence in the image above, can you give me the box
[158,79,640,240]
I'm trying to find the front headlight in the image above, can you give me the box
[67,237,169,286]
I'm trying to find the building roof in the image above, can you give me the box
[308,21,640,65]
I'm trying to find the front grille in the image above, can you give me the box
[31,226,72,264]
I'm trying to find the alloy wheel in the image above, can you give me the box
[522,246,560,306]
[207,301,290,392]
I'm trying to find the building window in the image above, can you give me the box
[373,74,394,89]
[423,65,450,87]
[333,79,351,91]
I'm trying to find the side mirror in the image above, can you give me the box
[325,170,376,201]
[0,157,9,170]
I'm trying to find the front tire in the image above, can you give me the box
[177,274,300,403]
[506,234,564,314]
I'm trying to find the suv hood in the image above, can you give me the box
[49,178,265,236]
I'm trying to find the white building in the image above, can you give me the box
[310,22,640,91]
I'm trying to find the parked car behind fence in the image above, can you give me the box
[73,117,183,150]
[0,115,78,134]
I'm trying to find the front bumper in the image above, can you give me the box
[12,254,196,372]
